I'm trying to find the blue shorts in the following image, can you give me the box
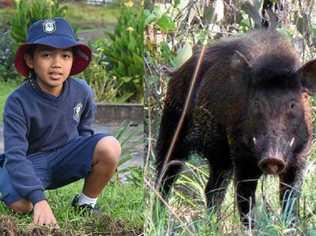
[0,133,108,205]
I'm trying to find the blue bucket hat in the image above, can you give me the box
[15,17,91,77]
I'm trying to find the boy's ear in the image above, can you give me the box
[298,59,316,95]
[24,54,34,69]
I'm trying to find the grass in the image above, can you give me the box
[63,2,120,31]
[0,1,120,33]
[0,80,20,121]
[0,179,144,235]
[144,151,316,235]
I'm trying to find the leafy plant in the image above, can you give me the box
[0,31,20,82]
[83,39,141,103]
[114,121,143,184]
[82,50,123,103]
[97,0,144,103]
[10,0,67,46]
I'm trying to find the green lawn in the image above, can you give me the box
[0,179,144,235]
[0,80,19,121]
[63,2,120,31]
[0,2,120,32]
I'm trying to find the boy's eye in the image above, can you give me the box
[63,54,72,59]
[41,52,51,57]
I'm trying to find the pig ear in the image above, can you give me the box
[298,59,316,95]
[231,50,252,72]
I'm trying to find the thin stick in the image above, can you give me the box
[156,43,208,188]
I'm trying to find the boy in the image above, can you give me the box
[0,18,121,226]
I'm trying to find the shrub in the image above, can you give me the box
[96,0,144,103]
[82,44,124,103]
[0,31,20,81]
[10,0,67,46]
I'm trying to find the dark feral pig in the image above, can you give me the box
[155,30,316,226]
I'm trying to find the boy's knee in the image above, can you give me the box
[94,136,121,167]
[8,199,33,214]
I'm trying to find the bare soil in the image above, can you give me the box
[0,215,142,236]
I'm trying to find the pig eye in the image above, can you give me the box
[253,99,260,108]
[289,101,296,110]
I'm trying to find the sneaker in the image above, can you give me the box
[71,194,102,216]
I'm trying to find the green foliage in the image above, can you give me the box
[83,39,141,103]
[0,80,19,121]
[156,14,176,33]
[96,1,144,103]
[0,31,20,82]
[82,49,124,103]
[238,10,253,32]
[114,121,143,187]
[0,8,15,31]
[10,0,67,46]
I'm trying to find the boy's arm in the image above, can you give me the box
[4,98,46,205]
[78,82,95,136]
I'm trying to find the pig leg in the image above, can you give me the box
[234,163,261,227]
[279,165,304,225]
[155,106,190,197]
[156,146,189,198]
[205,167,232,214]
[204,143,232,214]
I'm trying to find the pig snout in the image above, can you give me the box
[254,136,294,175]
[258,156,285,175]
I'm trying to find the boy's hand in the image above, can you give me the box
[33,200,59,227]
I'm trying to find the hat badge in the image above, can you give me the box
[43,20,56,33]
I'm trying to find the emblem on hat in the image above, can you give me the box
[42,19,56,33]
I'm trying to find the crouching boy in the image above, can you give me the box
[0,18,121,226]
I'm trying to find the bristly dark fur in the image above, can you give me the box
[168,29,301,105]
[156,29,314,227]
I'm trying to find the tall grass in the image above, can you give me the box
[144,149,316,235]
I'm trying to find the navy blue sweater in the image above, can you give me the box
[3,77,95,204]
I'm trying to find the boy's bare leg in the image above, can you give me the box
[9,199,33,213]
[8,136,120,222]
[82,136,121,198]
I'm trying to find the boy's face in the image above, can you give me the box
[25,45,74,95]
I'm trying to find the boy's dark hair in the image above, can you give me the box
[25,45,35,58]
[25,45,76,58]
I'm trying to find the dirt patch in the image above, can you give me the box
[0,216,63,236]
[84,215,143,235]
[0,215,142,236]
[0,216,18,235]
